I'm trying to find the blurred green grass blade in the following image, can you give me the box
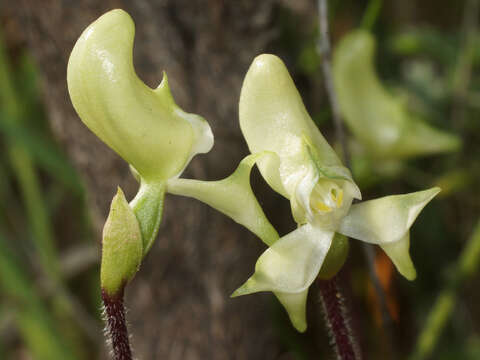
[0,38,81,193]
[390,29,457,66]
[0,234,78,360]
[0,31,60,280]
[0,31,98,353]
[0,114,82,193]
[411,221,480,360]
[361,0,383,30]
[7,145,60,278]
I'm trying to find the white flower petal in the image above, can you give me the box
[380,233,416,280]
[167,153,279,246]
[232,224,334,295]
[275,289,309,332]
[239,54,344,198]
[338,187,440,244]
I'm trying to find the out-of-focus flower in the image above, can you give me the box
[332,30,460,159]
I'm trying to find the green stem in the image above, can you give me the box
[411,221,480,359]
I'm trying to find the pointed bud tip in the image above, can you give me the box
[292,319,307,333]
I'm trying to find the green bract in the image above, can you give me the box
[332,30,460,159]
[235,54,440,332]
[101,188,143,296]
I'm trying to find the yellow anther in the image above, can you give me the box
[335,189,344,207]
[313,201,332,213]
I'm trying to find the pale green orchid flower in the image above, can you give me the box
[67,9,214,254]
[332,30,460,159]
[232,54,440,332]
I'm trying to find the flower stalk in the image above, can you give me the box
[102,288,132,360]
[318,1,380,356]
[318,276,361,360]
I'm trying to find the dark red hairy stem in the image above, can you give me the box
[102,288,132,360]
[318,276,362,360]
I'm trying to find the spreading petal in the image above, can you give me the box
[232,224,334,295]
[167,153,279,246]
[275,290,309,332]
[338,187,440,279]
[380,233,416,280]
[67,9,213,182]
[338,187,440,244]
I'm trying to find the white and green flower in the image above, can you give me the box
[68,9,440,332]
[67,9,214,254]
[233,54,440,332]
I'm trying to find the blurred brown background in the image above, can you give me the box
[1,0,479,359]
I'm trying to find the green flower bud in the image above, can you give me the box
[101,188,143,296]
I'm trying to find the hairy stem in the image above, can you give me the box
[318,276,362,360]
[102,289,132,360]
[317,1,396,356]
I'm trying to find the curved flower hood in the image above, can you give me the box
[239,54,361,230]
[67,9,213,182]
